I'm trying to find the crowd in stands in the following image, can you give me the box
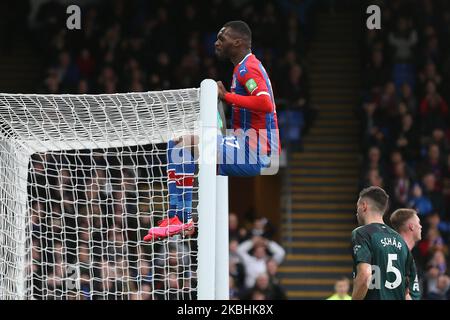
[359,0,450,299]
[19,0,312,300]
[27,147,195,300]
[229,213,286,299]
[28,0,316,150]
[28,148,287,300]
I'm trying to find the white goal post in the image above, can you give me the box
[0,79,228,300]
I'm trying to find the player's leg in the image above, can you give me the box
[171,135,198,224]
[174,133,268,177]
[217,134,270,177]
[144,132,269,241]
[144,137,196,241]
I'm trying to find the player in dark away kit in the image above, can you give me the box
[352,186,417,300]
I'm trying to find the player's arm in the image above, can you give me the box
[217,62,274,113]
[217,81,272,113]
[405,289,412,300]
[352,262,372,300]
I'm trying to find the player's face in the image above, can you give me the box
[411,214,422,242]
[215,27,233,60]
[335,280,349,295]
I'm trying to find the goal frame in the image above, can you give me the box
[197,79,229,300]
[0,79,229,300]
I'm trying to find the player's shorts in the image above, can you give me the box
[217,134,271,176]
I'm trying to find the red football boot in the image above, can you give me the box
[143,216,194,241]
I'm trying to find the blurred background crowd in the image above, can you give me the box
[27,146,287,299]
[27,0,316,149]
[358,0,450,299]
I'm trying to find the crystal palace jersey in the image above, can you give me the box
[230,53,280,155]
[351,223,418,300]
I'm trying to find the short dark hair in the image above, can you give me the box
[336,276,350,284]
[223,20,252,42]
[359,186,389,214]
[390,208,417,232]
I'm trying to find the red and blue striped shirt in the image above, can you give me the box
[224,53,280,155]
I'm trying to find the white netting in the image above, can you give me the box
[0,89,201,299]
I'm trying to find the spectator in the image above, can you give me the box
[408,183,433,217]
[426,274,450,300]
[428,250,448,275]
[388,16,418,63]
[362,146,386,178]
[250,289,267,300]
[389,161,413,209]
[418,143,445,188]
[392,113,420,163]
[279,63,314,135]
[326,277,352,300]
[400,83,418,114]
[367,126,389,157]
[266,260,287,299]
[388,150,404,173]
[266,258,284,289]
[418,224,446,260]
[422,173,445,217]
[422,35,441,66]
[97,66,118,94]
[229,212,247,242]
[419,81,449,137]
[77,79,90,94]
[241,272,286,300]
[139,283,153,300]
[365,50,390,93]
[237,236,285,289]
[229,239,246,289]
[249,217,275,239]
[423,264,441,299]
[76,48,96,78]
[444,154,450,211]
[44,69,60,94]
[378,82,399,127]
[428,128,449,158]
[363,168,385,188]
[229,275,241,300]
[418,62,442,94]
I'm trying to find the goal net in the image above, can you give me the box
[0,80,224,300]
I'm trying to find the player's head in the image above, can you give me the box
[215,20,252,61]
[356,186,389,225]
[334,277,350,297]
[390,208,422,243]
